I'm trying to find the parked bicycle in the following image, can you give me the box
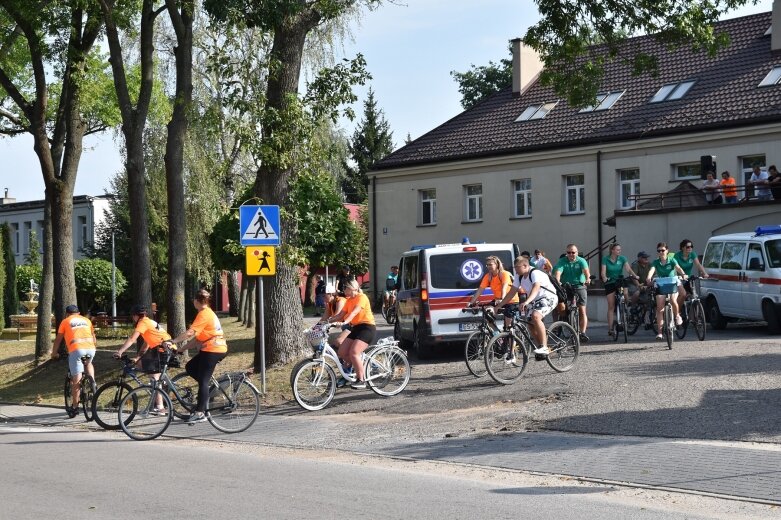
[118,345,261,441]
[676,275,707,341]
[92,354,145,430]
[61,353,97,421]
[484,310,580,385]
[461,302,503,378]
[291,323,410,411]
[610,276,638,344]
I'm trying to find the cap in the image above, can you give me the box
[637,251,650,258]
[65,304,79,314]
[130,304,147,315]
[325,284,336,294]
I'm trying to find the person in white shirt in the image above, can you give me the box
[496,256,557,356]
[700,171,722,204]
[749,163,772,201]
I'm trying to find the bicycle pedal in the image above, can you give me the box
[534,354,547,361]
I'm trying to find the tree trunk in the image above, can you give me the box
[245,280,254,328]
[303,271,315,307]
[35,191,54,363]
[227,270,239,317]
[238,275,248,323]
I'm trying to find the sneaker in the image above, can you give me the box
[616,324,624,332]
[504,353,517,364]
[66,406,78,419]
[150,407,168,416]
[675,314,683,326]
[350,380,366,390]
[186,411,207,424]
[607,329,614,337]
[533,346,550,356]
[336,377,348,388]
[579,333,590,343]
[655,333,663,340]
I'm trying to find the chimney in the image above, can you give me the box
[0,189,15,205]
[511,38,544,97]
[773,0,781,52]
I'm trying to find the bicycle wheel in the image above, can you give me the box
[119,386,172,441]
[81,374,97,421]
[292,360,336,411]
[93,382,135,430]
[63,375,71,411]
[546,321,580,372]
[569,308,580,333]
[664,303,674,350]
[169,372,198,420]
[386,305,397,325]
[611,306,619,343]
[484,332,528,385]
[464,330,489,378]
[618,300,628,343]
[367,347,410,396]
[692,300,707,341]
[207,377,260,433]
[676,303,689,340]
[626,304,640,335]
[380,302,389,321]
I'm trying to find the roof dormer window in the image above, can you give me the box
[579,90,625,112]
[515,101,558,121]
[649,80,696,103]
[758,65,781,87]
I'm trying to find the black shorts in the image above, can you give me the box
[140,348,162,373]
[604,281,626,296]
[682,279,692,294]
[501,303,519,319]
[347,324,376,344]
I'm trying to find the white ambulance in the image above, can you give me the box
[699,225,781,333]
[393,242,520,359]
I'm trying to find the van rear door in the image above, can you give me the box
[396,252,420,341]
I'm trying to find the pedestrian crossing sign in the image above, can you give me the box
[246,246,276,276]
[240,205,281,246]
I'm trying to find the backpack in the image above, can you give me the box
[527,267,567,305]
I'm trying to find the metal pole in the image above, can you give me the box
[111,232,116,317]
[257,277,266,394]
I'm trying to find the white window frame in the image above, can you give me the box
[672,162,701,181]
[78,215,88,250]
[512,178,532,218]
[563,174,585,215]
[515,101,558,121]
[419,189,436,226]
[650,80,696,102]
[618,168,640,209]
[463,184,483,222]
[758,66,781,87]
[579,90,625,112]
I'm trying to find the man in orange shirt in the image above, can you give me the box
[720,171,738,203]
[51,305,97,418]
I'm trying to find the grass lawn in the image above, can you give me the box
[0,318,299,407]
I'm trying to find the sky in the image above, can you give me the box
[1,0,775,203]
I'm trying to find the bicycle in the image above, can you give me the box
[61,353,97,421]
[652,276,680,350]
[381,291,398,325]
[484,310,580,385]
[676,275,707,341]
[609,276,637,344]
[291,323,410,411]
[92,354,145,430]
[558,277,594,342]
[118,345,261,441]
[626,286,655,336]
[461,302,503,378]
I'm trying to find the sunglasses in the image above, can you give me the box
[657,249,666,253]
[684,245,693,248]
[566,251,577,254]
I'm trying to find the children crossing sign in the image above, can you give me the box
[246,246,276,276]
[240,205,280,246]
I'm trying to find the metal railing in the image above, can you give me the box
[624,183,770,211]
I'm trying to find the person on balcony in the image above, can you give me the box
[719,171,738,204]
[700,171,722,204]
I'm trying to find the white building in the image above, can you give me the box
[0,190,112,265]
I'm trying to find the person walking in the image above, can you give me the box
[50,305,97,418]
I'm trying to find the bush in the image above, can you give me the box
[74,258,127,313]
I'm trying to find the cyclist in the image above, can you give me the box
[327,279,376,390]
[646,242,687,340]
[496,256,557,356]
[50,305,96,418]
[673,239,709,314]
[552,244,592,342]
[600,243,638,337]
[531,249,552,273]
[629,251,653,311]
[114,304,172,414]
[169,289,228,424]
[468,255,519,330]
[384,265,399,312]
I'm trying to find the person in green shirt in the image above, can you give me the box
[600,243,638,337]
[673,239,709,313]
[645,242,687,340]
[553,243,592,342]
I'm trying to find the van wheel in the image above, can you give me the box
[413,326,434,360]
[762,300,781,334]
[707,297,728,330]
[394,320,412,350]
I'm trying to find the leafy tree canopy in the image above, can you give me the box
[74,258,127,313]
[451,53,512,110]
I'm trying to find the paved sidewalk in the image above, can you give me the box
[2,403,779,505]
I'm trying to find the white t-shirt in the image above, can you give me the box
[751,170,771,197]
[513,269,555,302]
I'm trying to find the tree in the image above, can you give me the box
[16,264,42,301]
[0,224,6,329]
[1,223,17,326]
[24,229,40,265]
[450,52,512,110]
[74,258,128,313]
[343,87,393,203]
[524,0,755,107]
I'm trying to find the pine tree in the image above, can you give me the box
[343,88,394,203]
[2,224,18,327]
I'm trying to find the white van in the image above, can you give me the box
[393,242,520,358]
[699,225,781,333]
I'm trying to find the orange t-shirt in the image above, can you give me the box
[58,314,96,353]
[341,293,375,326]
[134,316,171,348]
[720,177,737,197]
[479,270,520,303]
[189,307,227,353]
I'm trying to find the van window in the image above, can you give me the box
[720,242,746,270]
[766,239,781,268]
[702,242,723,269]
[401,255,419,290]
[746,243,765,271]
[429,250,514,289]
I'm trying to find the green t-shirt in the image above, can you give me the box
[602,255,628,282]
[554,256,589,285]
[673,250,698,276]
[652,257,680,278]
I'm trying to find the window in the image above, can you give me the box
[419,189,436,226]
[23,222,31,254]
[673,163,701,181]
[11,223,19,255]
[564,174,585,214]
[758,66,781,87]
[430,250,514,290]
[741,155,765,198]
[78,216,88,250]
[515,101,558,121]
[746,243,765,271]
[512,179,532,218]
[463,184,483,222]
[649,80,695,102]
[401,255,418,290]
[702,242,723,269]
[617,169,640,209]
[766,239,781,269]
[720,242,746,270]
[579,91,625,112]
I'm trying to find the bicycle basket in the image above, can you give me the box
[655,276,678,295]
[304,323,329,347]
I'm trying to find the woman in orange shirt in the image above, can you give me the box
[327,279,376,389]
[720,171,738,203]
[170,289,228,423]
[467,256,520,329]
